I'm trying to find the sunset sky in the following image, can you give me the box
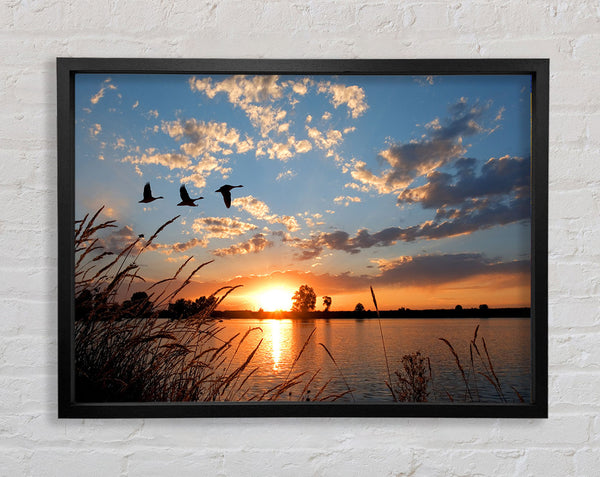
[75,72,532,311]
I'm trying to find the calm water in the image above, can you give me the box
[213,317,531,403]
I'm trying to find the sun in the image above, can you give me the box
[257,288,293,312]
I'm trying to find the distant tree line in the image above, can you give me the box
[75,289,216,321]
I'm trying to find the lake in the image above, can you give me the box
[214,317,531,403]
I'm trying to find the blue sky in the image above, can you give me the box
[75,72,532,310]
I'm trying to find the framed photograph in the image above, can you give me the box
[58,58,548,418]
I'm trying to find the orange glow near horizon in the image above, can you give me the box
[176,271,530,311]
[256,287,294,311]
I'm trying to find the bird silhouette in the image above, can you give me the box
[177,184,204,206]
[139,182,163,203]
[215,184,243,208]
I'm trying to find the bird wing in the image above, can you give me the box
[223,190,232,208]
[180,185,191,201]
[143,182,152,200]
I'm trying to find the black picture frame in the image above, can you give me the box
[57,58,548,418]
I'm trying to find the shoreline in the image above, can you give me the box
[212,308,531,320]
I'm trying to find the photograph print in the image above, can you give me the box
[67,61,541,414]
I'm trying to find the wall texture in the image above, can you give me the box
[1,0,599,475]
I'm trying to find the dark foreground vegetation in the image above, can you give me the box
[74,208,350,403]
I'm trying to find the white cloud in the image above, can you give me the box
[233,195,300,232]
[291,78,311,95]
[90,80,117,105]
[189,75,302,141]
[334,195,362,206]
[89,123,102,136]
[189,75,284,106]
[317,82,368,118]
[294,139,312,153]
[163,119,243,158]
[322,111,332,121]
[149,237,208,255]
[182,153,231,188]
[166,255,194,263]
[192,217,257,239]
[414,75,435,86]
[122,152,190,170]
[213,233,273,257]
[90,89,105,105]
[306,126,343,150]
[244,103,288,138]
[236,136,255,154]
[276,169,296,181]
[257,136,313,161]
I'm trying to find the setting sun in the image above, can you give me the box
[257,288,293,311]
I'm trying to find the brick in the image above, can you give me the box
[493,415,590,445]
[548,261,600,298]
[519,448,577,476]
[575,447,600,476]
[11,0,67,32]
[30,449,123,477]
[356,4,403,33]
[0,449,33,477]
[551,373,600,407]
[414,448,523,477]
[551,332,600,369]
[550,189,599,220]
[552,71,600,109]
[308,2,357,32]
[549,297,600,327]
[0,335,56,375]
[126,448,224,477]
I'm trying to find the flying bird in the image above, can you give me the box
[177,184,204,207]
[138,182,163,203]
[215,184,243,208]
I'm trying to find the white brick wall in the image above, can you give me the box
[0,1,598,475]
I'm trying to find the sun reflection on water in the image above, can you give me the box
[265,319,293,371]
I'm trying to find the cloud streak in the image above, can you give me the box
[148,237,208,255]
[350,99,494,195]
[285,193,529,260]
[213,233,273,257]
[192,217,257,239]
[90,78,117,105]
[397,155,530,209]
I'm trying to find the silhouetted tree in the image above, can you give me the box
[131,291,149,302]
[354,302,365,313]
[479,304,489,310]
[322,296,332,312]
[121,291,153,318]
[455,304,463,311]
[291,285,316,312]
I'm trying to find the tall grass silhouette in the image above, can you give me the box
[74,207,347,402]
